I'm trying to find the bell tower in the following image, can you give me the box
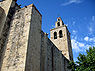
[50,17,73,60]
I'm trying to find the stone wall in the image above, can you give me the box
[50,26,70,60]
[0,2,72,71]
[53,46,62,71]
[41,31,71,71]
[41,32,52,71]
[0,7,6,37]
[0,0,13,36]
[50,17,73,61]
[1,4,42,71]
[0,2,20,70]
[66,29,73,60]
[25,4,42,71]
[0,17,10,70]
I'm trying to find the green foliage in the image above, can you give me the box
[68,47,95,71]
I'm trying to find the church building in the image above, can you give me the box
[0,0,73,71]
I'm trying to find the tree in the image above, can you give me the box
[68,47,95,71]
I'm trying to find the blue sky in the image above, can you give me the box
[17,0,95,62]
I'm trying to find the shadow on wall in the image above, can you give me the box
[0,6,6,70]
[0,7,6,36]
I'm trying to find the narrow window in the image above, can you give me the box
[57,22,60,26]
[54,32,57,39]
[58,19,60,21]
[59,30,63,38]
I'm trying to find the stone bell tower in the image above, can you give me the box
[50,17,73,60]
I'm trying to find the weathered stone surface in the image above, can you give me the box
[0,0,13,36]
[0,1,73,71]
[1,5,32,71]
[50,17,73,61]
[41,31,71,71]
[0,17,10,70]
[25,5,42,71]
[0,0,20,37]
[0,7,6,37]
[0,1,19,69]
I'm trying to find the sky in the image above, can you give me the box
[17,0,95,62]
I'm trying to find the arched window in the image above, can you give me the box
[57,22,60,26]
[59,30,63,38]
[58,19,60,21]
[54,32,57,39]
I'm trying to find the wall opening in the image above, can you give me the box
[59,30,63,38]
[54,32,57,39]
[57,22,60,26]
[58,19,60,21]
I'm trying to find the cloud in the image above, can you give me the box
[92,16,95,21]
[71,35,95,53]
[89,27,93,33]
[84,36,89,41]
[61,0,82,6]
[88,16,95,34]
[72,21,76,25]
[78,43,85,47]
[84,36,95,42]
[72,30,77,34]
[71,38,92,53]
[66,24,68,26]
[89,37,95,42]
[52,25,55,28]
[71,39,85,52]
[71,39,81,52]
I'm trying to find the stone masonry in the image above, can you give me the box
[41,31,71,71]
[1,4,42,71]
[0,0,16,37]
[0,0,73,71]
[50,17,73,61]
[0,0,20,69]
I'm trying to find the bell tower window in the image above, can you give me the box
[57,22,60,26]
[58,19,60,21]
[59,30,63,38]
[54,32,57,39]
